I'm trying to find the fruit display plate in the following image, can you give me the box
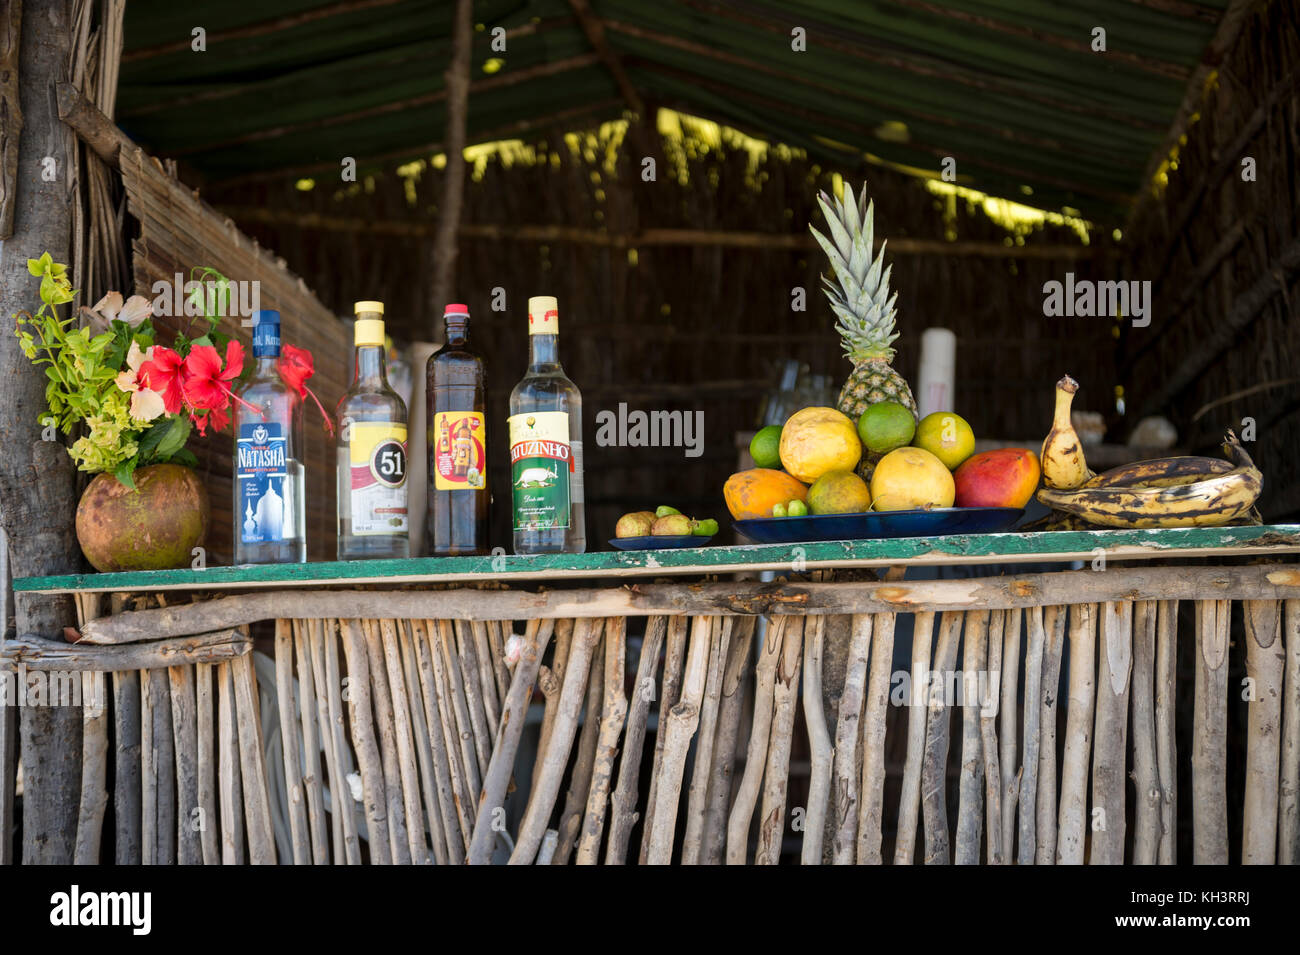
[733,507,1024,544]
[608,535,715,551]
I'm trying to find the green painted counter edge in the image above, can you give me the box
[13,524,1300,594]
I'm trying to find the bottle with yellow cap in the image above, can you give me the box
[337,301,410,559]
[508,295,585,553]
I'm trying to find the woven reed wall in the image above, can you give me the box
[208,125,1115,547]
[1124,0,1300,520]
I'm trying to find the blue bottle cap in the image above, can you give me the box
[251,310,281,357]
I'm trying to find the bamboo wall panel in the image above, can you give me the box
[5,569,1299,865]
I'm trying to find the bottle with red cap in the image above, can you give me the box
[426,303,489,555]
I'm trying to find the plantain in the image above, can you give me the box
[1036,430,1262,528]
[1082,455,1234,489]
[1040,375,1091,489]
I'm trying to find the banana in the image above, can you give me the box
[1082,455,1234,489]
[1036,431,1262,528]
[1041,375,1090,489]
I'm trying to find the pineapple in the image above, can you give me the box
[809,182,917,424]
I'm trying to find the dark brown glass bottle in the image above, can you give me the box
[427,304,489,554]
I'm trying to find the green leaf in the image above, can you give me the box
[191,334,213,348]
[136,415,191,463]
[170,448,197,469]
[114,459,137,490]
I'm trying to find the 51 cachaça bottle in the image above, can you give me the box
[427,303,489,555]
[337,301,410,559]
[508,296,585,553]
[233,309,306,564]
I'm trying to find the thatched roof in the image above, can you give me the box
[115,0,1236,221]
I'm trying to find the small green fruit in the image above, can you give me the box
[692,518,718,536]
[655,505,682,518]
[787,500,808,517]
[772,503,787,518]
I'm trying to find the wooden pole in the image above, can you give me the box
[72,595,108,865]
[361,619,411,864]
[727,616,786,864]
[1192,599,1229,863]
[275,619,310,864]
[955,610,988,865]
[1057,603,1096,864]
[0,0,82,865]
[419,619,474,845]
[315,620,361,864]
[232,652,275,864]
[395,620,450,865]
[553,632,605,864]
[1130,600,1162,865]
[339,619,391,864]
[1242,600,1283,864]
[605,615,668,864]
[702,615,756,864]
[429,0,471,312]
[1035,606,1066,865]
[857,611,896,864]
[1092,601,1134,865]
[1281,600,1300,864]
[831,613,871,863]
[682,617,732,864]
[647,616,714,864]
[755,616,803,865]
[378,618,430,864]
[469,618,553,864]
[1017,606,1046,865]
[798,615,833,865]
[895,611,936,864]
[577,617,629,864]
[640,615,689,864]
[408,620,465,859]
[979,609,1005,864]
[291,621,330,865]
[510,617,600,864]
[168,664,201,865]
[922,611,962,865]
[216,661,245,865]
[1155,600,1179,864]
[194,662,220,865]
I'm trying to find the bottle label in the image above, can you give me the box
[433,411,487,491]
[508,411,571,531]
[237,422,288,543]
[349,422,408,536]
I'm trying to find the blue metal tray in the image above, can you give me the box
[733,508,1023,544]
[608,535,715,551]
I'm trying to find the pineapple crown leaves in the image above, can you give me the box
[809,182,899,363]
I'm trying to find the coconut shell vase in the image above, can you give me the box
[75,463,209,573]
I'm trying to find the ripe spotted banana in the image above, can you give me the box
[1036,431,1262,528]
[1041,375,1091,489]
[1083,455,1234,489]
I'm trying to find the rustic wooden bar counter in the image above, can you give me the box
[5,525,1300,865]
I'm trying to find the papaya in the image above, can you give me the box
[724,468,808,520]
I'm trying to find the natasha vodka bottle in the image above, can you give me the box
[233,309,306,564]
[508,295,585,554]
[337,301,410,559]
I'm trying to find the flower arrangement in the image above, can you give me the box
[14,255,329,488]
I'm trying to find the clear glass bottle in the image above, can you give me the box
[233,310,306,564]
[427,303,489,555]
[337,301,410,559]
[508,296,585,554]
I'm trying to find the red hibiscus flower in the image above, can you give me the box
[181,341,257,435]
[138,346,185,415]
[279,343,335,436]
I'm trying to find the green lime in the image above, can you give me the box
[913,411,975,470]
[749,425,783,469]
[787,500,808,517]
[772,502,787,518]
[857,402,916,454]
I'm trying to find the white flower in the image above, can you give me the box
[114,340,165,422]
[81,290,153,335]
